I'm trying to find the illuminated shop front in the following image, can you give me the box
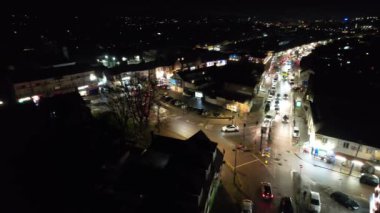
[155,68,173,86]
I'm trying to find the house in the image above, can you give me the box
[108,60,174,87]
[110,131,224,213]
[173,49,228,71]
[11,63,103,101]
[302,69,380,170]
[170,67,217,95]
[205,62,263,113]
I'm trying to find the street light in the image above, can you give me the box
[233,146,238,185]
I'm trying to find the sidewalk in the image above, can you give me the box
[293,147,362,178]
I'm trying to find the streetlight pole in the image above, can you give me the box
[243,122,246,145]
[260,128,264,153]
[233,146,237,185]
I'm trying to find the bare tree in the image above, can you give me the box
[106,72,157,147]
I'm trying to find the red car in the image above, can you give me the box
[261,182,274,200]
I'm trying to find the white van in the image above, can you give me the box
[307,191,321,213]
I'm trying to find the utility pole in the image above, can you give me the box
[260,127,264,153]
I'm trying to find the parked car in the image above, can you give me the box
[330,191,359,210]
[240,199,254,213]
[163,96,173,102]
[279,196,294,213]
[222,124,239,132]
[293,127,300,138]
[169,99,177,105]
[359,173,379,186]
[174,100,184,106]
[261,182,274,200]
[361,164,375,174]
[307,191,321,213]
[265,103,271,113]
[201,110,209,116]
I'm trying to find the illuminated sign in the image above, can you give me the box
[206,62,215,67]
[195,91,203,98]
[216,60,227,67]
[79,90,88,96]
[296,98,302,108]
[78,85,89,90]
[18,97,32,103]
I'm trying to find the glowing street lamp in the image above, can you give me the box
[89,73,97,81]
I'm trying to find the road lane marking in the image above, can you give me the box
[236,159,259,168]
[225,160,235,171]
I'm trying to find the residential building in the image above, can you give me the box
[110,131,224,213]
[12,63,103,101]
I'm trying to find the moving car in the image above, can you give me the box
[269,89,276,96]
[221,124,239,132]
[279,196,294,213]
[293,127,300,138]
[359,173,379,186]
[330,191,359,210]
[240,199,254,213]
[307,191,321,213]
[268,94,274,102]
[283,94,288,100]
[265,110,276,121]
[282,115,289,123]
[261,182,274,200]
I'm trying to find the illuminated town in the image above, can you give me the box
[1,3,380,213]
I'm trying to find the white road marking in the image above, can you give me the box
[236,159,259,168]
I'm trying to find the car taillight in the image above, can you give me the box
[271,194,274,198]
[262,193,265,197]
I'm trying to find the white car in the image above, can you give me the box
[262,118,272,128]
[240,199,253,213]
[222,124,239,132]
[293,127,300,138]
[308,191,321,213]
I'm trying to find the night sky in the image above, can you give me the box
[4,0,379,19]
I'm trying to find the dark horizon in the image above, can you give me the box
[4,1,379,20]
